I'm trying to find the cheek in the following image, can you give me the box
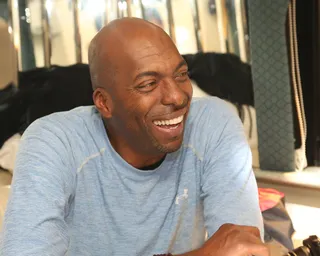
[183,80,193,98]
[114,90,142,117]
[115,107,143,134]
[124,96,155,125]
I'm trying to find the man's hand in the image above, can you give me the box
[178,224,269,256]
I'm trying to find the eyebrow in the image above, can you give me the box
[134,71,159,83]
[173,59,188,73]
[134,59,188,82]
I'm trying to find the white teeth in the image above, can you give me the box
[153,115,184,126]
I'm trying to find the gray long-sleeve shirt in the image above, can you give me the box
[0,97,263,256]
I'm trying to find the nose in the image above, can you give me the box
[161,78,188,108]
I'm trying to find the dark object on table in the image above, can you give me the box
[285,236,320,256]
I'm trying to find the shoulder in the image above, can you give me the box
[188,97,238,120]
[185,97,240,140]
[23,106,97,139]
[20,106,100,161]
[15,106,102,181]
[183,97,243,158]
[29,105,97,129]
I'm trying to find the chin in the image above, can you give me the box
[156,138,184,153]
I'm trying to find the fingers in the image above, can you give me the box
[246,243,270,256]
[203,223,269,256]
[240,225,261,239]
[220,223,261,239]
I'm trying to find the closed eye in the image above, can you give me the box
[136,82,157,92]
[175,71,189,81]
[177,71,188,77]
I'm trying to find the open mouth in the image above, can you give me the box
[152,115,184,130]
[150,112,187,142]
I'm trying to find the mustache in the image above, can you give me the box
[150,96,190,118]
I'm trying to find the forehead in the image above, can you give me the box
[125,36,183,72]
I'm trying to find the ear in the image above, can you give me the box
[93,88,113,119]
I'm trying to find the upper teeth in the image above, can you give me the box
[153,115,184,126]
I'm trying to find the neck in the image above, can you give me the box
[105,122,166,169]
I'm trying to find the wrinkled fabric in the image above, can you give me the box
[1,97,263,256]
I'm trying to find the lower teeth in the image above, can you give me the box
[157,124,179,129]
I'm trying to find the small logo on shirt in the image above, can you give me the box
[175,189,188,205]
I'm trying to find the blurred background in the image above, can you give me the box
[0,0,320,254]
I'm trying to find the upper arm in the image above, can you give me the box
[200,104,263,239]
[0,119,75,256]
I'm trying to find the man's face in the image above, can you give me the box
[104,34,193,154]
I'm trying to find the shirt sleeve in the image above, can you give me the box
[201,105,264,240]
[0,118,75,256]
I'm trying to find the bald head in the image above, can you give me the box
[88,18,174,91]
[89,17,192,159]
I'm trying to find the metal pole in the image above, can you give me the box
[116,0,122,18]
[235,0,248,62]
[190,0,203,52]
[8,0,22,71]
[72,0,82,63]
[7,0,19,85]
[126,0,132,17]
[215,0,227,52]
[40,0,51,67]
[103,0,109,25]
[241,0,251,61]
[166,0,176,43]
[139,0,146,20]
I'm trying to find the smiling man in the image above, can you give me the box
[0,18,268,256]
